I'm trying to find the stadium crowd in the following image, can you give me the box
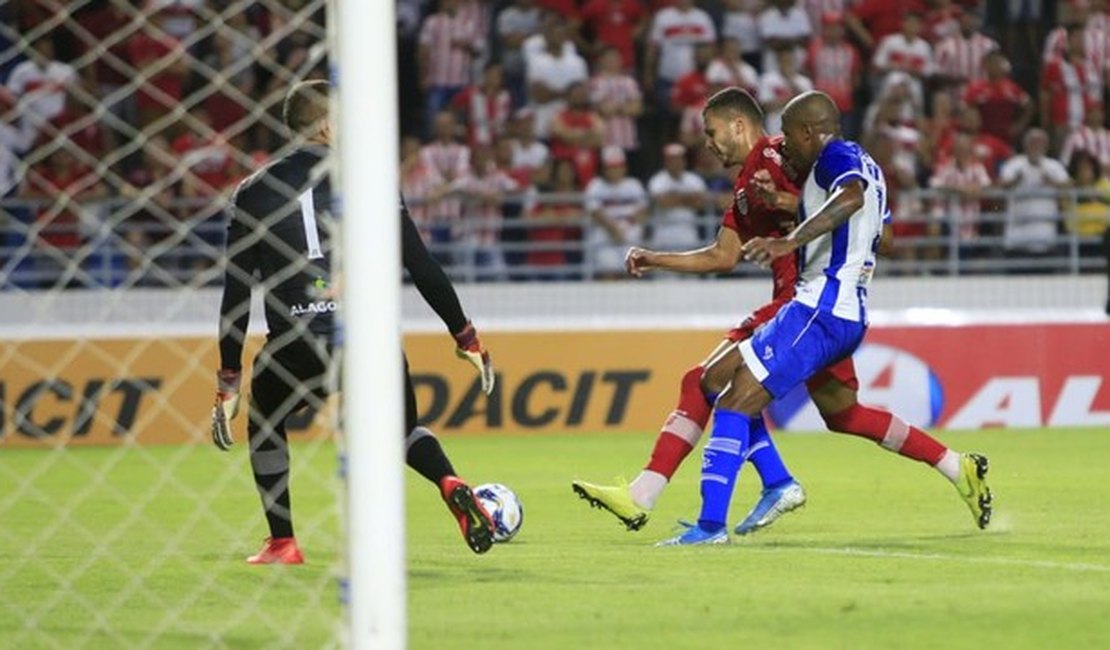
[1,0,1109,286]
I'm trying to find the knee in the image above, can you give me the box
[820,406,852,432]
[682,365,706,394]
[717,377,767,415]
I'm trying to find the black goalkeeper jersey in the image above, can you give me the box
[219,144,335,370]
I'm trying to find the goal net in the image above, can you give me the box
[0,0,354,646]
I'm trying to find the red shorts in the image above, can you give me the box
[725,300,860,392]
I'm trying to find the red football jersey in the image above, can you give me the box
[721,134,800,302]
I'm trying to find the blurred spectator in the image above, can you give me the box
[1060,103,1110,169]
[678,94,707,152]
[525,14,589,138]
[452,63,513,147]
[457,144,519,280]
[1043,0,1109,76]
[862,74,922,177]
[962,51,1034,146]
[421,110,472,251]
[1040,28,1102,152]
[578,0,647,70]
[846,0,927,53]
[705,38,760,96]
[589,47,643,159]
[807,12,862,139]
[459,0,495,67]
[933,9,998,97]
[419,0,485,135]
[929,132,992,242]
[925,0,962,43]
[757,0,813,73]
[1067,151,1110,252]
[550,81,605,186]
[21,147,108,287]
[935,105,1013,180]
[71,0,134,143]
[538,0,583,50]
[872,135,926,266]
[6,36,78,127]
[670,43,716,114]
[523,157,583,278]
[496,0,542,105]
[759,46,814,134]
[871,12,934,101]
[148,0,203,40]
[174,120,240,200]
[119,135,176,284]
[1,89,35,199]
[644,0,716,114]
[509,109,551,184]
[523,9,577,60]
[584,146,648,278]
[401,135,449,242]
[802,0,848,37]
[127,13,189,129]
[647,143,708,251]
[998,129,1071,263]
[45,90,110,163]
[202,14,260,138]
[722,0,763,70]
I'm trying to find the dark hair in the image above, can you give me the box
[283,79,330,135]
[703,86,764,124]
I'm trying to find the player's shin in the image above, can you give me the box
[744,415,794,490]
[405,426,457,485]
[824,404,956,480]
[631,367,711,509]
[249,425,294,539]
[697,409,751,531]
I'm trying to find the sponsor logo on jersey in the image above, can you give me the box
[290,301,338,317]
[735,187,748,215]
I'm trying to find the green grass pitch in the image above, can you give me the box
[2,427,1109,649]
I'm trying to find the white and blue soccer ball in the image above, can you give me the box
[474,483,523,543]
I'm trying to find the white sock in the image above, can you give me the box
[935,450,961,483]
[629,470,668,510]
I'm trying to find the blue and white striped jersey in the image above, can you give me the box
[794,139,888,323]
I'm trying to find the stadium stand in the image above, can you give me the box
[1,0,1107,288]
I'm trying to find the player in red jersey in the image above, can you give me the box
[572,87,991,535]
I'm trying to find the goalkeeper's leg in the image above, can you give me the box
[403,353,493,554]
[245,339,329,563]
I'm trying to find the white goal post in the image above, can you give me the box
[334,0,405,648]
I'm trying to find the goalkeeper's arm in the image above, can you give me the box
[400,198,494,394]
[213,198,258,450]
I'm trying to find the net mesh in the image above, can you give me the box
[0,1,342,646]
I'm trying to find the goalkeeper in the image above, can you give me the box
[213,80,497,564]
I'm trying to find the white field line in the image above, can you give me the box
[745,544,1110,574]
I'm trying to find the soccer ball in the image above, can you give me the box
[474,483,523,543]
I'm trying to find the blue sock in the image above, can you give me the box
[697,409,750,531]
[746,415,793,490]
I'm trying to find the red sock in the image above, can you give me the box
[823,403,948,466]
[644,366,712,479]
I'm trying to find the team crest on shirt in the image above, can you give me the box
[762,147,783,166]
[735,187,748,215]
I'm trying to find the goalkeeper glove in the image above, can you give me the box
[453,322,495,395]
[212,369,242,451]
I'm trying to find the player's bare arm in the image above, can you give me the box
[877,222,895,257]
[625,226,743,277]
[743,180,865,267]
[591,209,625,243]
